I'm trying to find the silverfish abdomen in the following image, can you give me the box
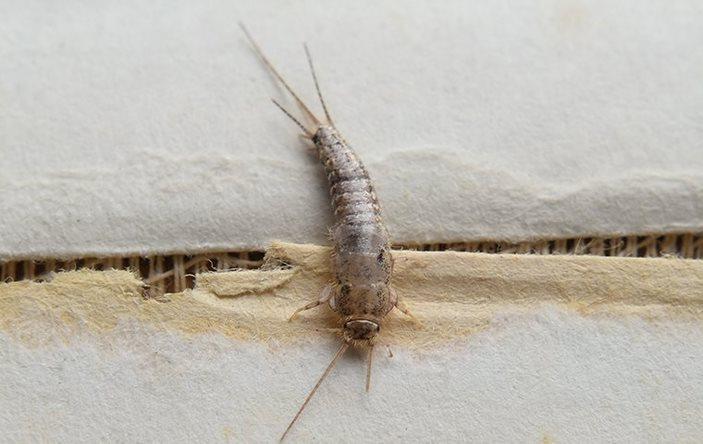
[312,126,394,321]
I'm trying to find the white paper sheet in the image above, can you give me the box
[2,0,702,260]
[2,307,701,442]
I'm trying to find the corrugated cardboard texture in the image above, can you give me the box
[2,243,701,348]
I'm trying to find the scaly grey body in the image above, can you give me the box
[240,24,416,441]
[313,126,395,341]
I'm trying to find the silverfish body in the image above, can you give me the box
[313,125,396,339]
[240,24,416,441]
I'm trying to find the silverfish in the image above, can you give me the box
[240,24,417,441]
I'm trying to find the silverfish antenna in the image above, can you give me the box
[365,344,374,392]
[239,22,321,126]
[280,341,350,442]
[304,43,334,126]
[271,98,312,136]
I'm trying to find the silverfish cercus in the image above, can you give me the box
[239,24,418,441]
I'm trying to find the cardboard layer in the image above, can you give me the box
[2,1,703,259]
[2,243,701,347]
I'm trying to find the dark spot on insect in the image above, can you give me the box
[339,283,351,296]
[341,231,360,248]
[377,250,384,263]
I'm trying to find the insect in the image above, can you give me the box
[240,24,417,441]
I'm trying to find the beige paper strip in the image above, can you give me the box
[1,242,701,349]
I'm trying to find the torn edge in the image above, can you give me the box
[1,233,701,295]
[1,242,702,349]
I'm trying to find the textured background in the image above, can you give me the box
[2,2,703,442]
[2,309,702,442]
[1,244,702,442]
[2,0,703,260]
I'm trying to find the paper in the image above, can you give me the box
[1,243,702,441]
[2,1,703,260]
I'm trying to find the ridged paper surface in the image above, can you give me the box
[2,0,703,259]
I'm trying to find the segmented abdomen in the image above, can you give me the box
[312,126,393,317]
